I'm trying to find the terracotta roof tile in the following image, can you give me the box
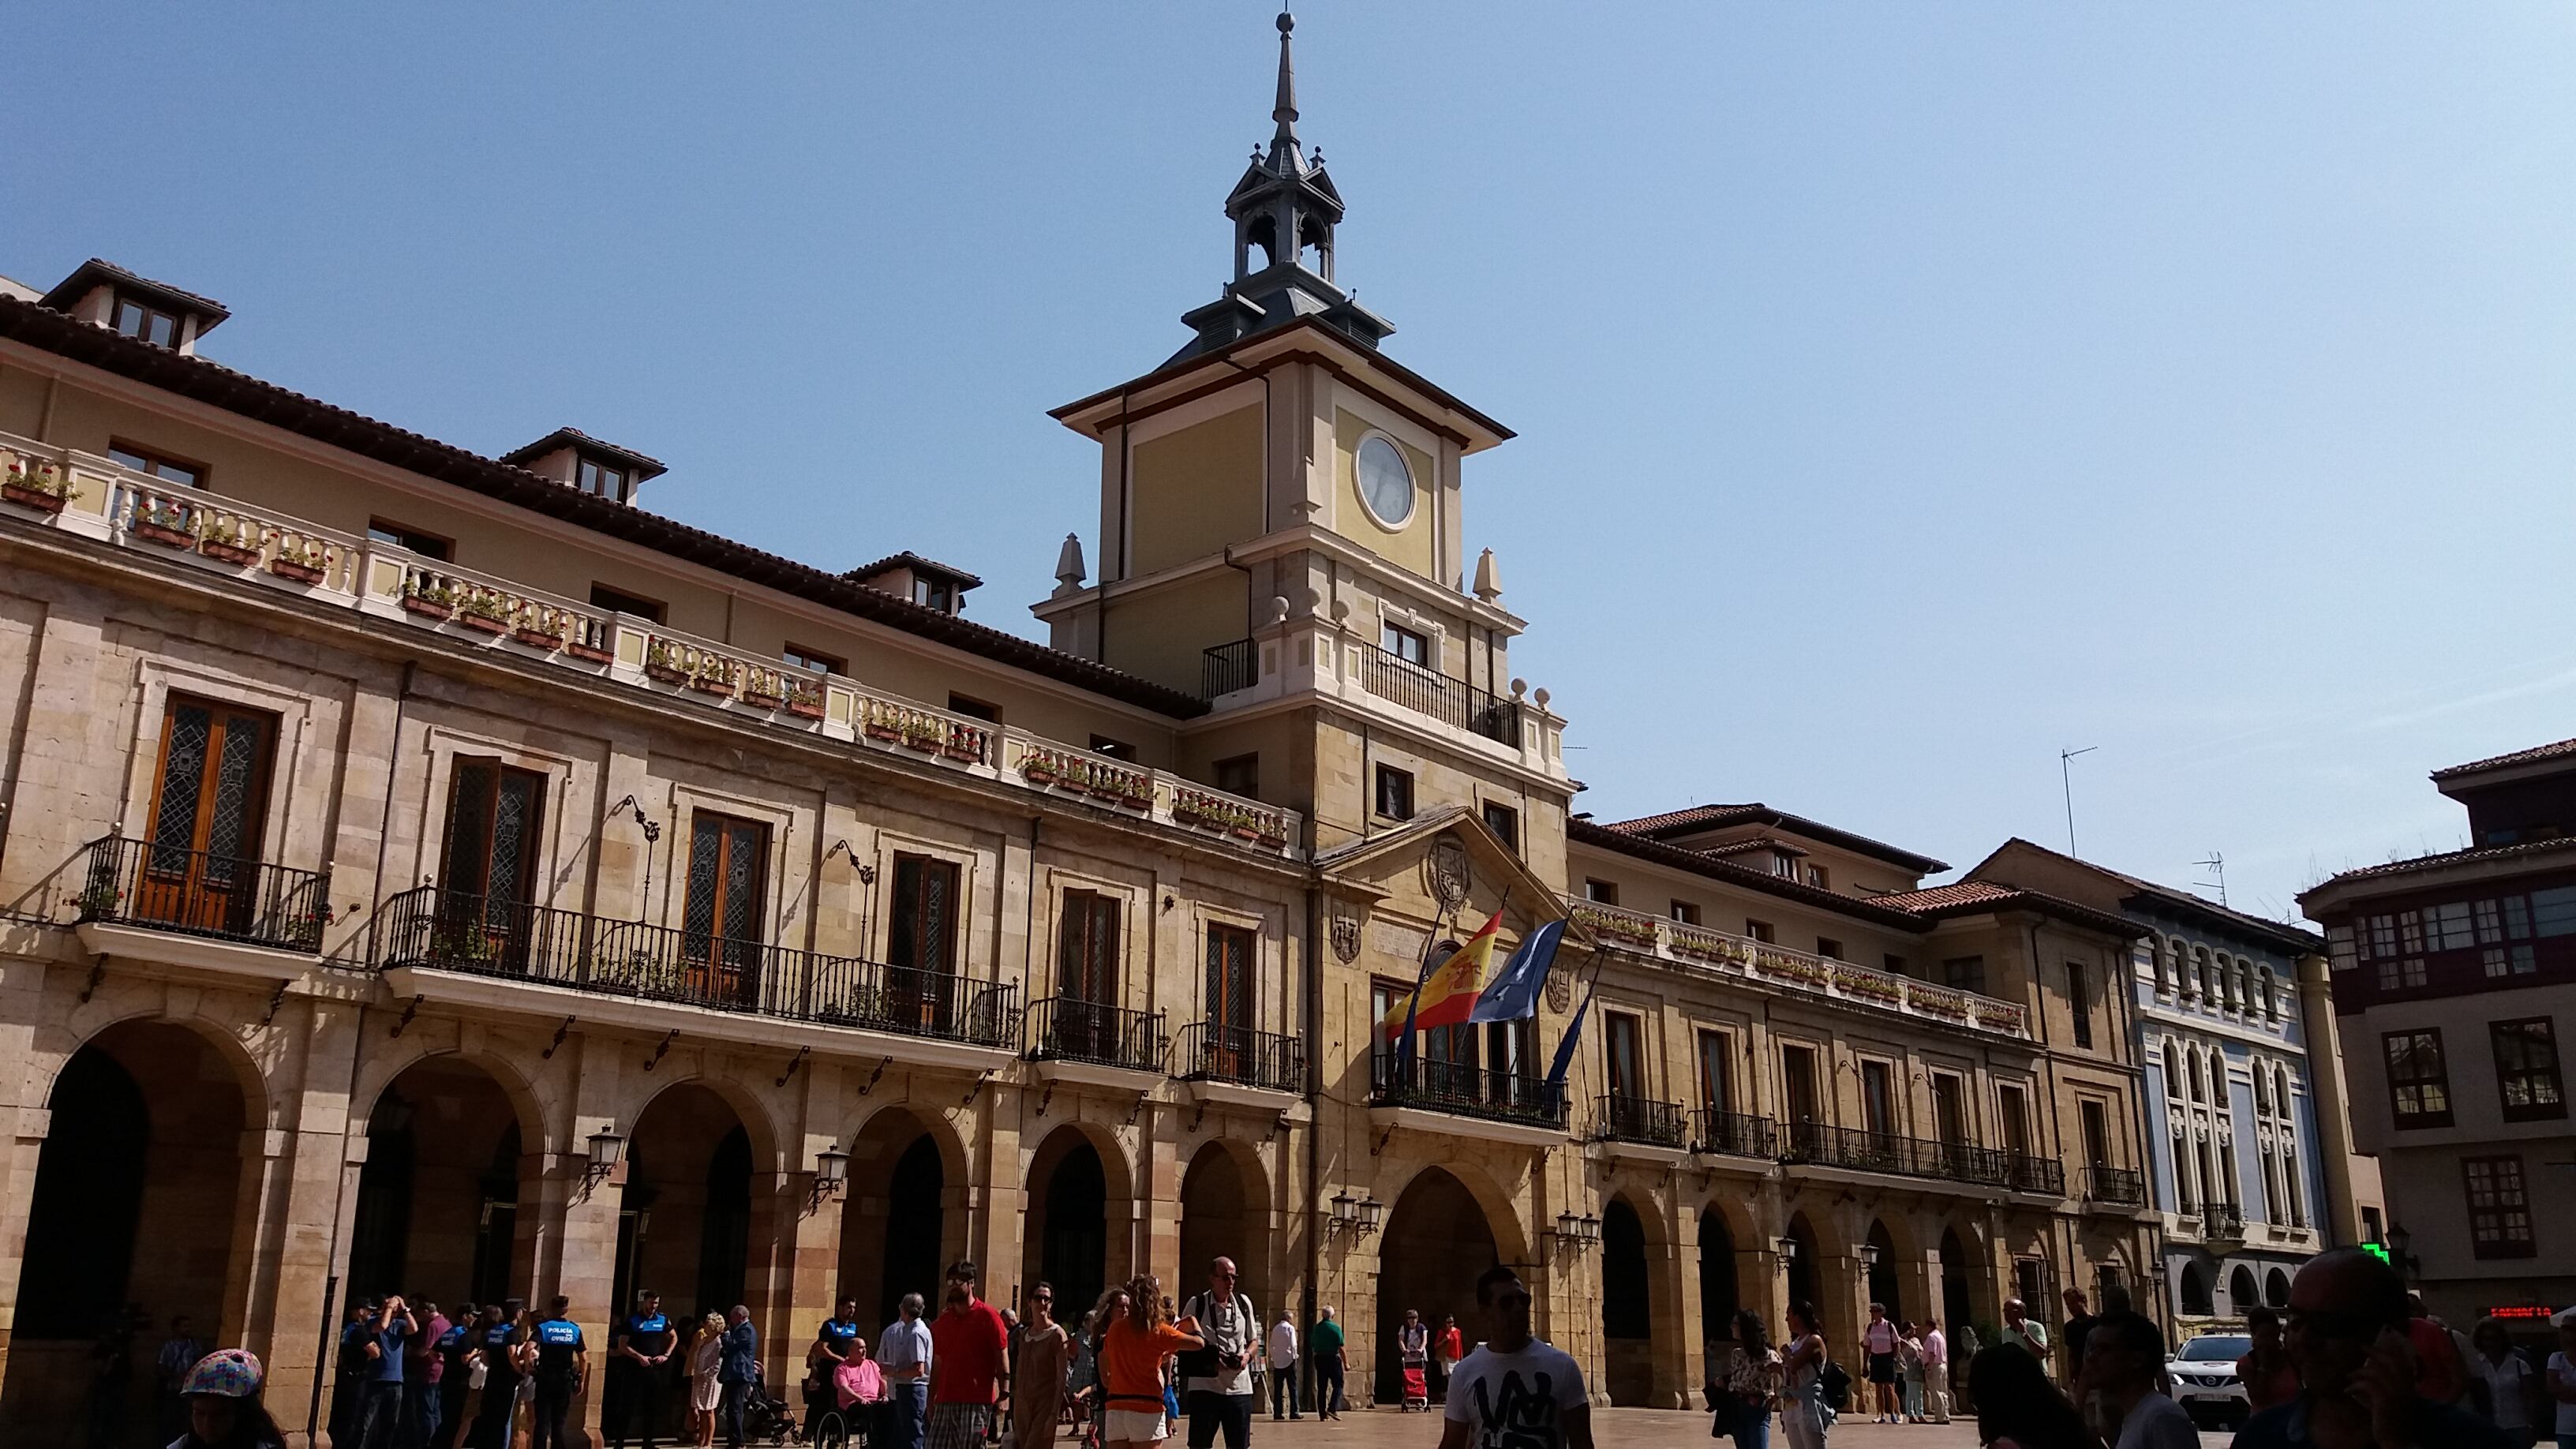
[2432,736,2576,781]
[2302,837,2576,893]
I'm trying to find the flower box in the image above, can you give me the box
[2,481,67,514]
[900,732,944,753]
[199,538,260,567]
[943,739,983,762]
[564,640,612,664]
[512,627,562,650]
[687,673,736,696]
[863,721,903,742]
[1022,761,1059,784]
[459,612,511,635]
[785,698,826,721]
[401,595,455,620]
[133,520,198,549]
[1256,831,1287,848]
[644,662,689,684]
[740,690,784,710]
[268,556,326,584]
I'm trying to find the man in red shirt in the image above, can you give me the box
[927,1260,1008,1449]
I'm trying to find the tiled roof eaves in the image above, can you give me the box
[1878,882,2151,940]
[1049,314,1515,445]
[1568,818,1936,933]
[2301,837,2576,897]
[851,551,985,590]
[1610,803,1949,874]
[40,257,230,322]
[0,295,1207,718]
[2431,736,2576,782]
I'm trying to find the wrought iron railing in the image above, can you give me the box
[1593,1095,1690,1148]
[1781,1121,2012,1187]
[373,887,1017,1047]
[1201,638,1257,699]
[1692,1108,1780,1160]
[1174,1020,1304,1094]
[1025,997,1167,1073]
[2086,1165,2144,1206]
[1357,645,1521,747]
[1368,1055,1569,1129]
[2203,1202,2245,1237]
[75,835,331,952]
[2006,1154,2067,1196]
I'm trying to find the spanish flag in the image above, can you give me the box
[1379,911,1504,1038]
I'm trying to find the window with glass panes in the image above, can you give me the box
[114,295,182,346]
[2383,1031,2452,1127]
[107,441,202,488]
[2491,1017,2567,1121]
[2463,1156,2536,1258]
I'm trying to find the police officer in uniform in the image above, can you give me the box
[529,1295,588,1449]
[466,1301,523,1449]
[612,1290,679,1448]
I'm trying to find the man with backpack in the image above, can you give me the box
[1180,1256,1257,1449]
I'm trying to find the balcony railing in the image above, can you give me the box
[373,887,1017,1048]
[2086,1165,2145,1207]
[1174,1020,1304,1094]
[0,430,1306,865]
[1202,638,1256,700]
[1357,646,1522,747]
[1593,1094,1689,1148]
[1693,1108,1780,1160]
[2203,1202,2245,1238]
[1025,997,1167,1073]
[1369,1055,1570,1130]
[2006,1154,2067,1196]
[1562,895,2031,1038]
[1782,1121,2011,1188]
[75,835,331,953]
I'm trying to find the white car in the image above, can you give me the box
[2166,1334,2253,1427]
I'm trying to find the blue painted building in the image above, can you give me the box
[1975,840,2340,1329]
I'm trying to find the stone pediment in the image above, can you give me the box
[1316,805,1567,951]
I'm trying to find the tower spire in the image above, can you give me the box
[1271,11,1300,155]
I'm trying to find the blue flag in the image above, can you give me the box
[1544,971,1599,1093]
[1469,919,1564,1024]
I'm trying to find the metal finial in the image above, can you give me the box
[1278,10,1294,35]
[1271,8,1299,146]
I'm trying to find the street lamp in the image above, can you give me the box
[810,1144,850,1208]
[1860,1242,1882,1271]
[1775,1236,1799,1264]
[586,1127,626,1185]
[1357,1197,1385,1235]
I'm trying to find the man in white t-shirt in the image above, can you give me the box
[1438,1264,1593,1449]
[2080,1311,2196,1449]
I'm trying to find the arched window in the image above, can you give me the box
[2172,1127,2196,1211]
[2230,1265,2260,1313]
[2277,1066,2293,1115]
[2258,968,2277,1021]
[2197,947,2216,1002]
[2236,963,2253,1014]
[2181,1262,2214,1316]
[2162,1040,2185,1106]
[2252,1065,2271,1115]
[2188,1053,2205,1103]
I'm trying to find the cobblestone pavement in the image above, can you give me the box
[1150,1406,2241,1447]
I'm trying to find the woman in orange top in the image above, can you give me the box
[1097,1275,1202,1449]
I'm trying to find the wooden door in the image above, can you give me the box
[1056,890,1121,1058]
[138,695,276,934]
[438,759,545,968]
[1606,1012,1642,1100]
[1782,1045,1820,1155]
[683,812,769,1007]
[1204,923,1255,1079]
[886,854,960,1033]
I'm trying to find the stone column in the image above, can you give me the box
[240,996,366,1443]
[973,1080,1023,1301]
[2293,953,2366,1245]
[1653,1187,1692,1410]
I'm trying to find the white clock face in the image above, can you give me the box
[1357,434,1415,528]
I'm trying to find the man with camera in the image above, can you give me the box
[1181,1256,1259,1449]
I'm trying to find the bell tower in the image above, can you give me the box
[1035,10,1567,866]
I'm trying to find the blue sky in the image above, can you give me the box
[7,4,2571,923]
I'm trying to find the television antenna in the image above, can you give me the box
[2059,747,2099,855]
[2191,851,2228,908]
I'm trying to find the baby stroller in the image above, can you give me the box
[738,1376,805,1445]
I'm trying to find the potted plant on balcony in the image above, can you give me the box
[2,455,74,513]
[687,662,738,697]
[129,496,199,549]
[1020,751,1060,785]
[1833,964,1904,1004]
[197,526,261,569]
[74,883,123,919]
[457,592,515,635]
[642,638,691,684]
[942,729,983,762]
[739,675,784,710]
[562,630,612,665]
[783,680,826,720]
[399,578,457,620]
[267,537,329,584]
[512,614,564,651]
[897,717,946,753]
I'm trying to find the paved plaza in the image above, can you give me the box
[1133,1407,2241,1449]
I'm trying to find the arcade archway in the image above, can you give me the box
[1602,1197,1655,1406]
[1866,1219,1902,1320]
[1376,1168,1501,1404]
[348,1055,535,1308]
[1784,1213,1825,1337]
[1179,1142,1271,1314]
[1939,1226,1978,1334]
[1698,1208,1740,1345]
[4,1022,255,1438]
[835,1107,961,1327]
[620,1083,766,1324]
[1024,1126,1133,1324]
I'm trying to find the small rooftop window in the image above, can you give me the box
[499,428,666,507]
[41,259,230,356]
[847,552,983,616]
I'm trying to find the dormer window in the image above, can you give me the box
[846,552,983,617]
[914,577,955,612]
[113,295,182,348]
[576,458,630,502]
[500,428,667,507]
